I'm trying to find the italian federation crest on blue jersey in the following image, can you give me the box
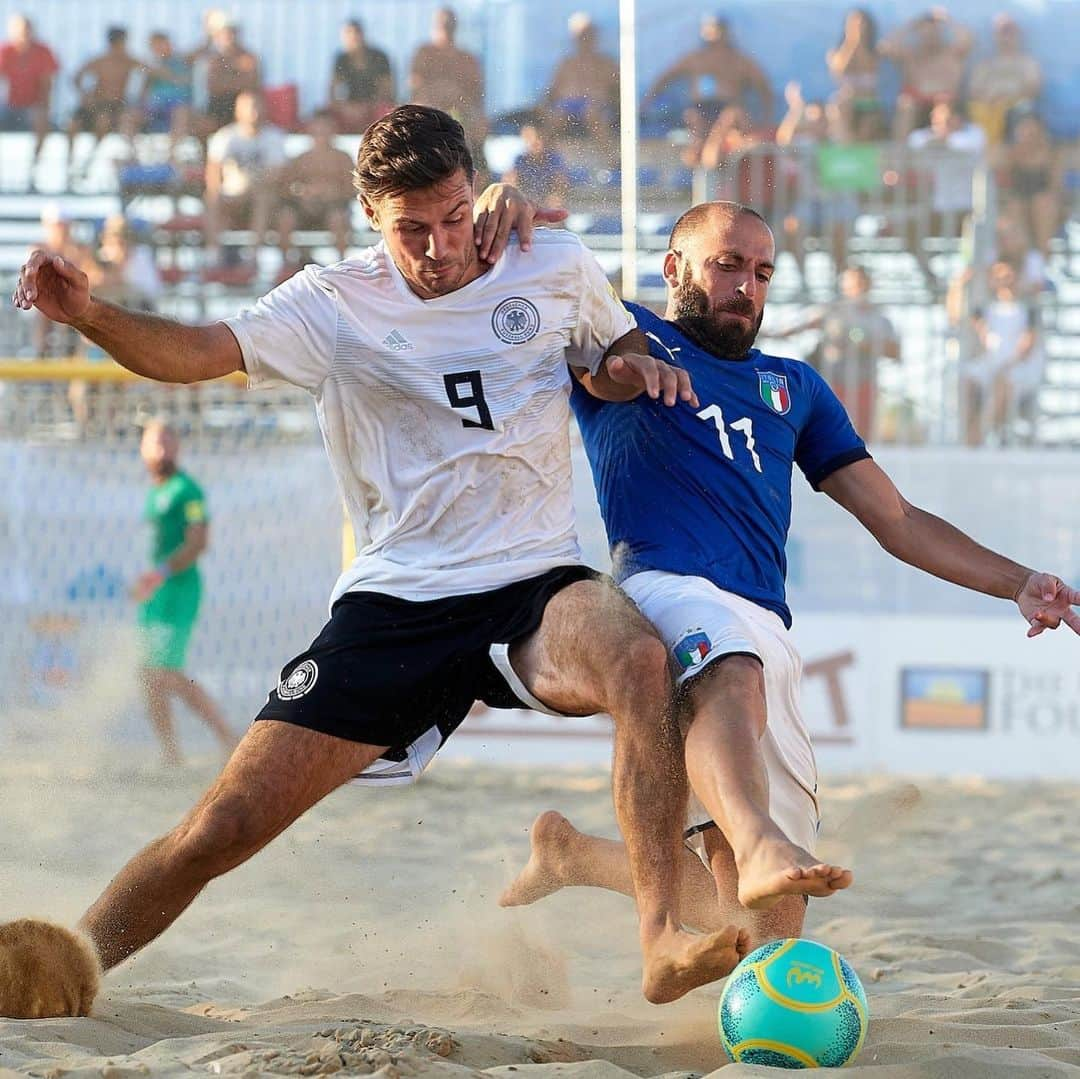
[675,630,712,670]
[757,371,791,415]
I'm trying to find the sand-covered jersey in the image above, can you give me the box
[571,302,869,626]
[226,231,635,604]
[144,470,207,584]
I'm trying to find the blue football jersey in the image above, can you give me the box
[571,302,870,626]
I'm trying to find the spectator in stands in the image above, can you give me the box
[826,8,885,143]
[68,26,142,179]
[204,91,286,264]
[328,18,394,134]
[94,214,162,310]
[961,260,1044,446]
[774,265,899,439]
[203,17,261,134]
[275,109,355,264]
[907,102,986,276]
[994,206,1051,294]
[33,205,99,357]
[409,8,485,152]
[139,32,194,141]
[503,119,571,209]
[879,8,973,140]
[775,81,853,281]
[968,14,1042,146]
[695,104,759,171]
[996,114,1061,258]
[0,15,59,186]
[642,15,774,143]
[543,13,619,141]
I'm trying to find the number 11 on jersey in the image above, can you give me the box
[696,405,762,473]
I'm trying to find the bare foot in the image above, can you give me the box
[499,810,576,907]
[736,836,853,910]
[641,922,750,1004]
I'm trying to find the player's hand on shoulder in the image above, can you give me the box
[1014,571,1080,638]
[12,249,92,324]
[605,352,699,408]
[473,183,569,263]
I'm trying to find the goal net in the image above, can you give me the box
[0,361,343,750]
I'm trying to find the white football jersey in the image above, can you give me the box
[225,230,635,604]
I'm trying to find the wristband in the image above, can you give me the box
[155,562,172,579]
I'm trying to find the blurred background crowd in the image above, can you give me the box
[0,0,1078,448]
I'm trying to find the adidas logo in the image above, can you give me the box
[382,329,414,351]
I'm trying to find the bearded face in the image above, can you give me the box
[671,263,764,358]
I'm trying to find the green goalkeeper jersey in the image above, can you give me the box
[144,470,207,585]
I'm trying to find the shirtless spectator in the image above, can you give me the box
[33,206,99,356]
[275,109,354,262]
[68,27,141,178]
[503,120,570,209]
[996,115,1061,257]
[969,15,1042,146]
[409,8,485,150]
[0,15,58,184]
[204,91,286,261]
[643,15,774,142]
[203,18,261,134]
[543,13,618,140]
[879,8,972,140]
[827,8,885,142]
[328,19,394,134]
[775,81,852,279]
[139,32,194,141]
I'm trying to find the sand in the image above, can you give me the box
[0,751,1078,1078]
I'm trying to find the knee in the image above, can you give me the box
[171,795,263,878]
[606,633,673,717]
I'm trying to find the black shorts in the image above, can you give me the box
[255,564,597,766]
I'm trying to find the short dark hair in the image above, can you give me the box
[354,104,474,201]
[107,25,127,45]
[669,201,767,251]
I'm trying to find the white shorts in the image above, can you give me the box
[621,570,820,860]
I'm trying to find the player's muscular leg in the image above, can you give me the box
[79,721,387,970]
[683,657,851,909]
[509,578,748,1003]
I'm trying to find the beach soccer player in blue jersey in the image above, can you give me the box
[501,201,1080,947]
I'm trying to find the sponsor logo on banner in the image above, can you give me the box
[757,371,791,415]
[491,297,541,344]
[674,630,712,670]
[900,667,989,730]
[803,650,857,745]
[278,659,319,700]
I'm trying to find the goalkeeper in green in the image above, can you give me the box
[133,420,235,764]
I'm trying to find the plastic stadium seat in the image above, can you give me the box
[637,166,661,187]
[567,165,592,186]
[638,271,666,289]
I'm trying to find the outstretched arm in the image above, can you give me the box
[14,250,242,384]
[820,458,1080,637]
[575,329,698,407]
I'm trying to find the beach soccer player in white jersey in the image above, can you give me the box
[3,105,744,1018]
[500,200,1080,948]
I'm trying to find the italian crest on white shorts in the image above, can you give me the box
[621,570,821,857]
